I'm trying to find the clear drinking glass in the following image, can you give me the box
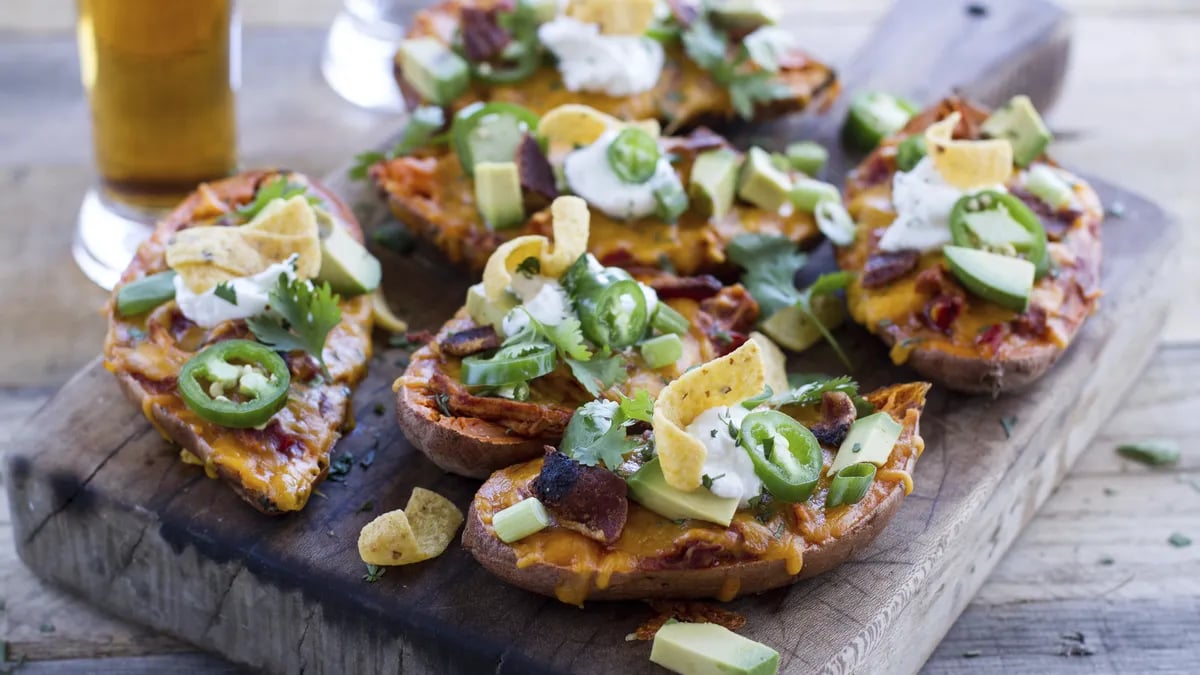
[321,0,410,112]
[74,0,240,289]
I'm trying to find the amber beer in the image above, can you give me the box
[77,0,238,211]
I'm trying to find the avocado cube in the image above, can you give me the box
[651,621,780,675]
[627,458,739,526]
[689,149,741,220]
[784,141,828,176]
[709,0,781,30]
[316,221,382,297]
[981,95,1052,168]
[398,38,469,106]
[828,411,904,476]
[465,282,517,329]
[474,161,526,230]
[737,147,793,212]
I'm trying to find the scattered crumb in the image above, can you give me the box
[631,601,746,641]
[1059,644,1094,657]
[1168,532,1192,548]
[38,623,54,634]
[966,3,988,17]
[962,649,981,658]
[1098,556,1115,566]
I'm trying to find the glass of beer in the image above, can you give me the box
[74,0,240,289]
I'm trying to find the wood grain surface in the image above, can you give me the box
[2,1,1199,673]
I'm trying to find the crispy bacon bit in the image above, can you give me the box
[1011,305,1048,338]
[632,601,747,641]
[517,133,559,207]
[856,153,892,187]
[460,7,511,62]
[641,540,746,570]
[531,449,628,545]
[861,250,920,288]
[1008,186,1077,239]
[439,325,501,357]
[699,286,759,335]
[404,330,435,346]
[663,127,730,160]
[430,373,574,437]
[923,294,964,334]
[913,265,963,297]
[649,274,724,301]
[976,323,1007,354]
[810,391,857,447]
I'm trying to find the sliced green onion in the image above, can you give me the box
[895,134,927,172]
[1026,164,1074,210]
[607,127,661,184]
[784,141,828,176]
[1116,441,1180,466]
[116,270,178,317]
[640,334,684,369]
[789,178,840,213]
[842,92,917,153]
[653,177,690,223]
[461,342,557,387]
[815,200,856,246]
[492,497,551,543]
[650,303,689,335]
[825,462,876,508]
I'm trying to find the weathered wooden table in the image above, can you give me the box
[1,2,1198,673]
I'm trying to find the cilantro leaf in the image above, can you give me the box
[729,71,794,120]
[763,375,869,412]
[565,354,628,398]
[247,273,342,378]
[348,106,446,180]
[681,18,729,75]
[214,282,237,306]
[236,176,318,220]
[727,234,807,317]
[618,389,654,423]
[515,256,541,277]
[561,400,635,470]
[504,311,591,361]
[796,272,855,369]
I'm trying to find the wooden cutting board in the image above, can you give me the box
[5,1,1179,673]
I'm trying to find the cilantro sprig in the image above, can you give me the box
[681,19,792,119]
[743,374,875,416]
[561,391,655,470]
[247,273,343,378]
[798,272,855,369]
[237,176,319,221]
[349,106,447,180]
[214,282,237,306]
[504,309,628,397]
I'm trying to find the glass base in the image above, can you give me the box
[73,188,155,290]
[321,8,408,113]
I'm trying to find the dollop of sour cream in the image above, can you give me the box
[686,405,763,507]
[174,261,296,329]
[537,16,664,96]
[879,156,1006,253]
[501,274,574,337]
[564,129,678,220]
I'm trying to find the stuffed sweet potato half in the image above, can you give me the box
[836,96,1102,393]
[396,0,837,130]
[462,339,930,605]
[395,197,764,478]
[370,101,829,277]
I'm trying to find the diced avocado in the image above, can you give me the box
[943,245,1035,312]
[650,621,780,675]
[789,177,840,213]
[689,149,741,220]
[981,95,1052,168]
[315,222,382,297]
[737,147,793,212]
[627,458,739,527]
[466,112,527,170]
[466,282,517,328]
[827,412,903,476]
[784,141,828,176]
[709,0,781,30]
[962,209,1035,250]
[474,161,526,230]
[1025,164,1073,209]
[397,38,469,106]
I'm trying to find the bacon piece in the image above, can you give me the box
[861,250,920,288]
[662,127,730,161]
[460,7,511,62]
[923,294,964,334]
[632,602,747,641]
[913,264,963,297]
[648,274,724,301]
[517,133,559,207]
[531,449,628,545]
[1011,305,1048,338]
[699,286,759,335]
[809,391,857,447]
[855,153,892,188]
[439,325,501,357]
[976,323,1007,355]
[430,373,574,437]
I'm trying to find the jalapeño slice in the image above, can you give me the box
[451,102,541,176]
[178,339,291,429]
[461,342,557,387]
[739,410,824,503]
[572,266,650,350]
[949,190,1049,278]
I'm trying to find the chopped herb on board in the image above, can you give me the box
[962,649,981,658]
[358,500,375,513]
[359,449,377,469]
[39,623,55,633]
[1168,532,1192,548]
[1105,201,1126,218]
[1116,441,1180,466]
[373,402,386,416]
[1000,415,1018,439]
[362,564,386,583]
[1098,556,1115,566]
[327,452,355,482]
